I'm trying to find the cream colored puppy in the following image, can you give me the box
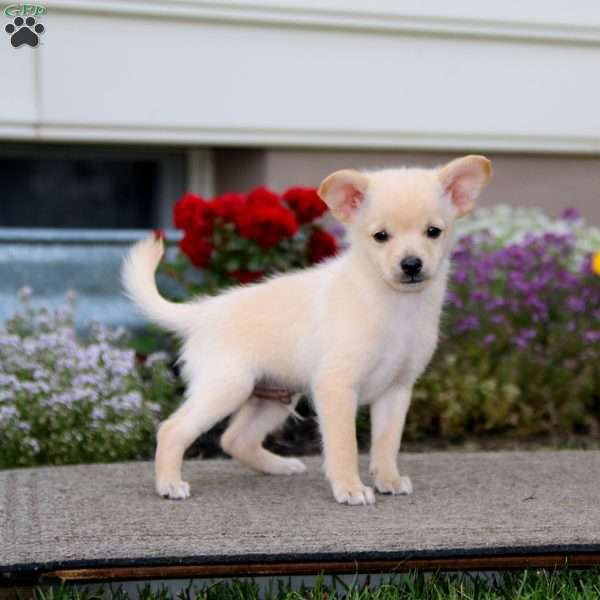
[122,155,491,506]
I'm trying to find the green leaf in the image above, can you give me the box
[224,257,241,272]
[248,255,265,271]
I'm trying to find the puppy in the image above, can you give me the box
[122,155,491,505]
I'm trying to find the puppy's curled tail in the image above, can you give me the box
[121,236,194,332]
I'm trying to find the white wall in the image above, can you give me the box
[1,0,600,153]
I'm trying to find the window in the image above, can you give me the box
[0,144,188,229]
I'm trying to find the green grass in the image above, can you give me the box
[28,570,600,600]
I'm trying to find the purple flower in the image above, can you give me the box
[584,331,600,344]
[560,207,581,221]
[471,290,490,303]
[506,271,531,293]
[513,337,529,349]
[513,328,536,349]
[566,297,586,312]
[446,291,463,308]
[456,316,480,332]
[581,254,594,275]
[453,271,468,285]
[487,298,506,310]
[483,333,496,344]
[525,295,548,314]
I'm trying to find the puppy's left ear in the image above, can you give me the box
[438,155,492,217]
[318,170,369,223]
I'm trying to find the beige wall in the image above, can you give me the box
[215,149,600,225]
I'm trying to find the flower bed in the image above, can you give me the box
[1,198,599,468]
[410,215,600,440]
[0,289,177,467]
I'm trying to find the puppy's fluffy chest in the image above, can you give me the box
[358,290,442,404]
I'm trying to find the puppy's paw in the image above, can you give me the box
[332,481,376,506]
[374,473,413,496]
[156,478,191,500]
[275,457,307,475]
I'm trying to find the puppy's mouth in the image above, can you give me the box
[397,274,427,286]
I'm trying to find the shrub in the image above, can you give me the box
[409,216,600,440]
[0,289,178,467]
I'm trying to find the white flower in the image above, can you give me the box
[0,405,18,424]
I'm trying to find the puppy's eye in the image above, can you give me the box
[373,230,389,243]
[426,226,442,239]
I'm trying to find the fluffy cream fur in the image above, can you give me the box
[122,155,491,505]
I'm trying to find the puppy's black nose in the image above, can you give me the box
[401,256,423,276]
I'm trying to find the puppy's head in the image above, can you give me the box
[318,155,492,292]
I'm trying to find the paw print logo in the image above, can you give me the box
[5,16,45,48]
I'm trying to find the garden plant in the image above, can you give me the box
[0,288,177,468]
[163,186,338,294]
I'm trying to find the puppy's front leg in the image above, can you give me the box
[314,377,375,506]
[369,385,413,495]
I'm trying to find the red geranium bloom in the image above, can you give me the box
[173,192,214,236]
[283,187,328,224]
[230,270,264,284]
[179,231,214,267]
[211,193,246,222]
[237,188,299,248]
[308,229,337,264]
[246,186,280,208]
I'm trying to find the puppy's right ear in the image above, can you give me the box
[318,170,369,223]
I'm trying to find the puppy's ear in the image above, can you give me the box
[318,170,369,222]
[438,155,492,217]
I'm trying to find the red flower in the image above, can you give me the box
[230,270,264,284]
[179,231,213,267]
[236,187,298,248]
[308,229,337,264]
[153,228,165,241]
[211,193,246,222]
[283,187,328,224]
[173,192,214,236]
[246,186,280,208]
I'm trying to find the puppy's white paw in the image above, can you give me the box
[374,473,413,495]
[332,481,376,506]
[156,479,191,500]
[275,457,307,475]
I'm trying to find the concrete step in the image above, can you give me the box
[1,451,599,583]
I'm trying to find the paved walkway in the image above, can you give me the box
[1,451,599,581]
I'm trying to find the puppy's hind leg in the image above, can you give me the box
[155,370,253,500]
[221,396,306,475]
